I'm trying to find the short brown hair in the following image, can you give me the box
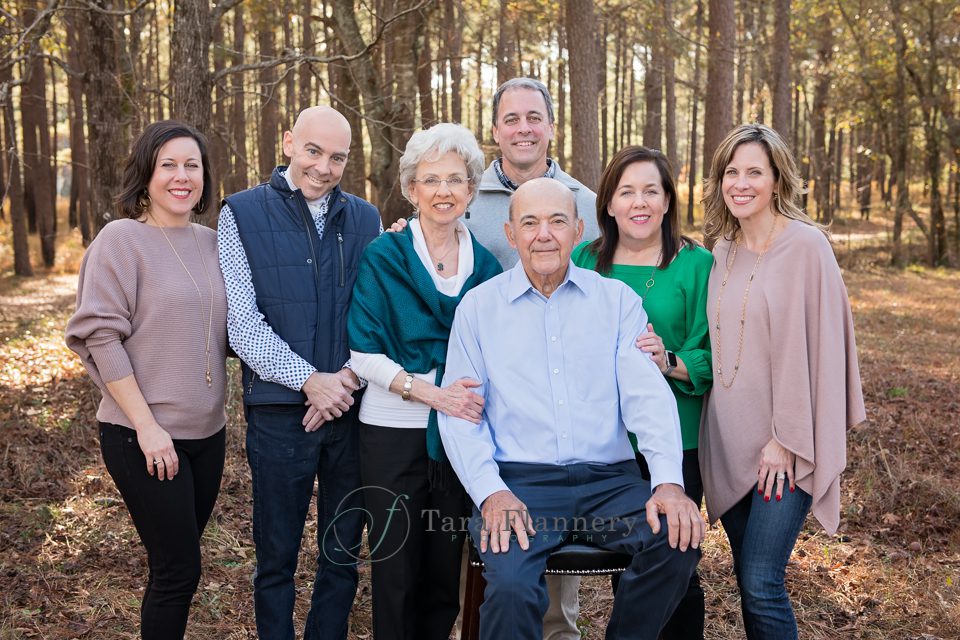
[115,120,214,219]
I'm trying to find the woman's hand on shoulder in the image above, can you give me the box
[433,378,484,424]
[136,422,179,481]
[386,218,408,233]
[635,323,667,373]
[757,438,795,503]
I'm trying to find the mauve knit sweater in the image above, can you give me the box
[66,219,228,439]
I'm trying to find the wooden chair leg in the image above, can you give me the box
[460,561,486,640]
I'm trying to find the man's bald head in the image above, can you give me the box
[505,178,583,293]
[508,177,578,221]
[283,106,352,200]
[292,106,351,142]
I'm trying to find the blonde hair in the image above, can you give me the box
[702,124,827,248]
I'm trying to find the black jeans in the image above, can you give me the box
[614,448,706,640]
[99,422,225,640]
[359,422,470,640]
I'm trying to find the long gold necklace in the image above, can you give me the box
[713,217,779,389]
[149,213,215,387]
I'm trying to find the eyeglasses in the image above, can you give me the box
[412,177,469,190]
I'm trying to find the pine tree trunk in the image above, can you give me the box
[256,11,279,181]
[771,0,792,143]
[688,0,704,226]
[86,0,131,236]
[703,0,735,180]
[225,4,248,196]
[643,32,663,150]
[664,0,678,179]
[1,59,32,275]
[565,0,601,188]
[66,10,92,245]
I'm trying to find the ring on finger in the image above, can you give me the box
[776,472,786,480]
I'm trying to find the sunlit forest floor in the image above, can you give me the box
[1,208,958,639]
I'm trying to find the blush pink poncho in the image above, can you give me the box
[701,220,866,534]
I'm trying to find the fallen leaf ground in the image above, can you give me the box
[0,229,957,639]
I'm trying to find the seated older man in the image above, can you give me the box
[438,178,704,640]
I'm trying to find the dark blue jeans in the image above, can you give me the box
[245,403,363,640]
[720,486,813,640]
[471,461,699,640]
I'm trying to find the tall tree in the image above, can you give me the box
[225,4,249,196]
[171,0,212,128]
[688,0,705,226]
[21,0,57,266]
[770,0,792,143]
[811,10,834,223]
[86,0,132,235]
[643,29,664,150]
[702,0,735,180]
[256,8,280,180]
[564,0,601,188]
[496,0,517,86]
[664,0,678,178]
[1,54,32,275]
[65,9,92,245]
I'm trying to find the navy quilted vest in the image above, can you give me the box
[225,167,381,405]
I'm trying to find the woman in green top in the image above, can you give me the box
[571,145,712,640]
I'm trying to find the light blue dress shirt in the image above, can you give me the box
[439,261,685,508]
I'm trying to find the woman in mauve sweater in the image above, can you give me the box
[65,121,227,640]
[572,146,712,640]
[700,124,865,640]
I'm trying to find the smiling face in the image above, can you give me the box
[721,142,777,224]
[408,151,473,227]
[607,160,669,247]
[146,136,203,226]
[492,88,555,177]
[506,178,583,288]
[283,107,351,201]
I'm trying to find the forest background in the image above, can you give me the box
[1,0,959,638]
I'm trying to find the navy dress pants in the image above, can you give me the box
[470,461,699,640]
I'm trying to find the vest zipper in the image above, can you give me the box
[337,232,345,287]
[247,371,256,395]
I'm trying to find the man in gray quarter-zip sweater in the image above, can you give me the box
[218,106,381,640]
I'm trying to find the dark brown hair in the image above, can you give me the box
[586,146,692,275]
[115,120,213,219]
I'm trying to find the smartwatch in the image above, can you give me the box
[663,350,677,376]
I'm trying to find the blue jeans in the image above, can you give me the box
[719,486,813,640]
[472,461,699,640]
[245,403,363,640]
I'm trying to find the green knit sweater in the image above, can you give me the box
[572,241,714,450]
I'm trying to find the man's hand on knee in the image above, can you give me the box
[480,490,536,554]
[646,483,705,552]
[301,371,358,431]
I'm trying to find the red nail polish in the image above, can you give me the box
[758,488,763,495]
[776,495,782,502]
[790,486,795,493]
[764,495,770,502]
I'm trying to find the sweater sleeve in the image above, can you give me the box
[671,248,714,397]
[65,224,138,388]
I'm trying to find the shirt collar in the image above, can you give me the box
[505,260,592,302]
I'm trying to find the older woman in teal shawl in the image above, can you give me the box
[347,122,501,640]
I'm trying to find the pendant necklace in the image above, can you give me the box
[713,217,779,389]
[149,213,215,387]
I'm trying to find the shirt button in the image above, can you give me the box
[558,399,565,405]
[551,336,557,342]
[561,433,568,439]
[552,368,559,374]
[306,258,313,264]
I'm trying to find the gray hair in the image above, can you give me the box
[492,77,555,126]
[398,122,486,205]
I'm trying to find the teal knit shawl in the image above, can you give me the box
[347,223,502,468]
